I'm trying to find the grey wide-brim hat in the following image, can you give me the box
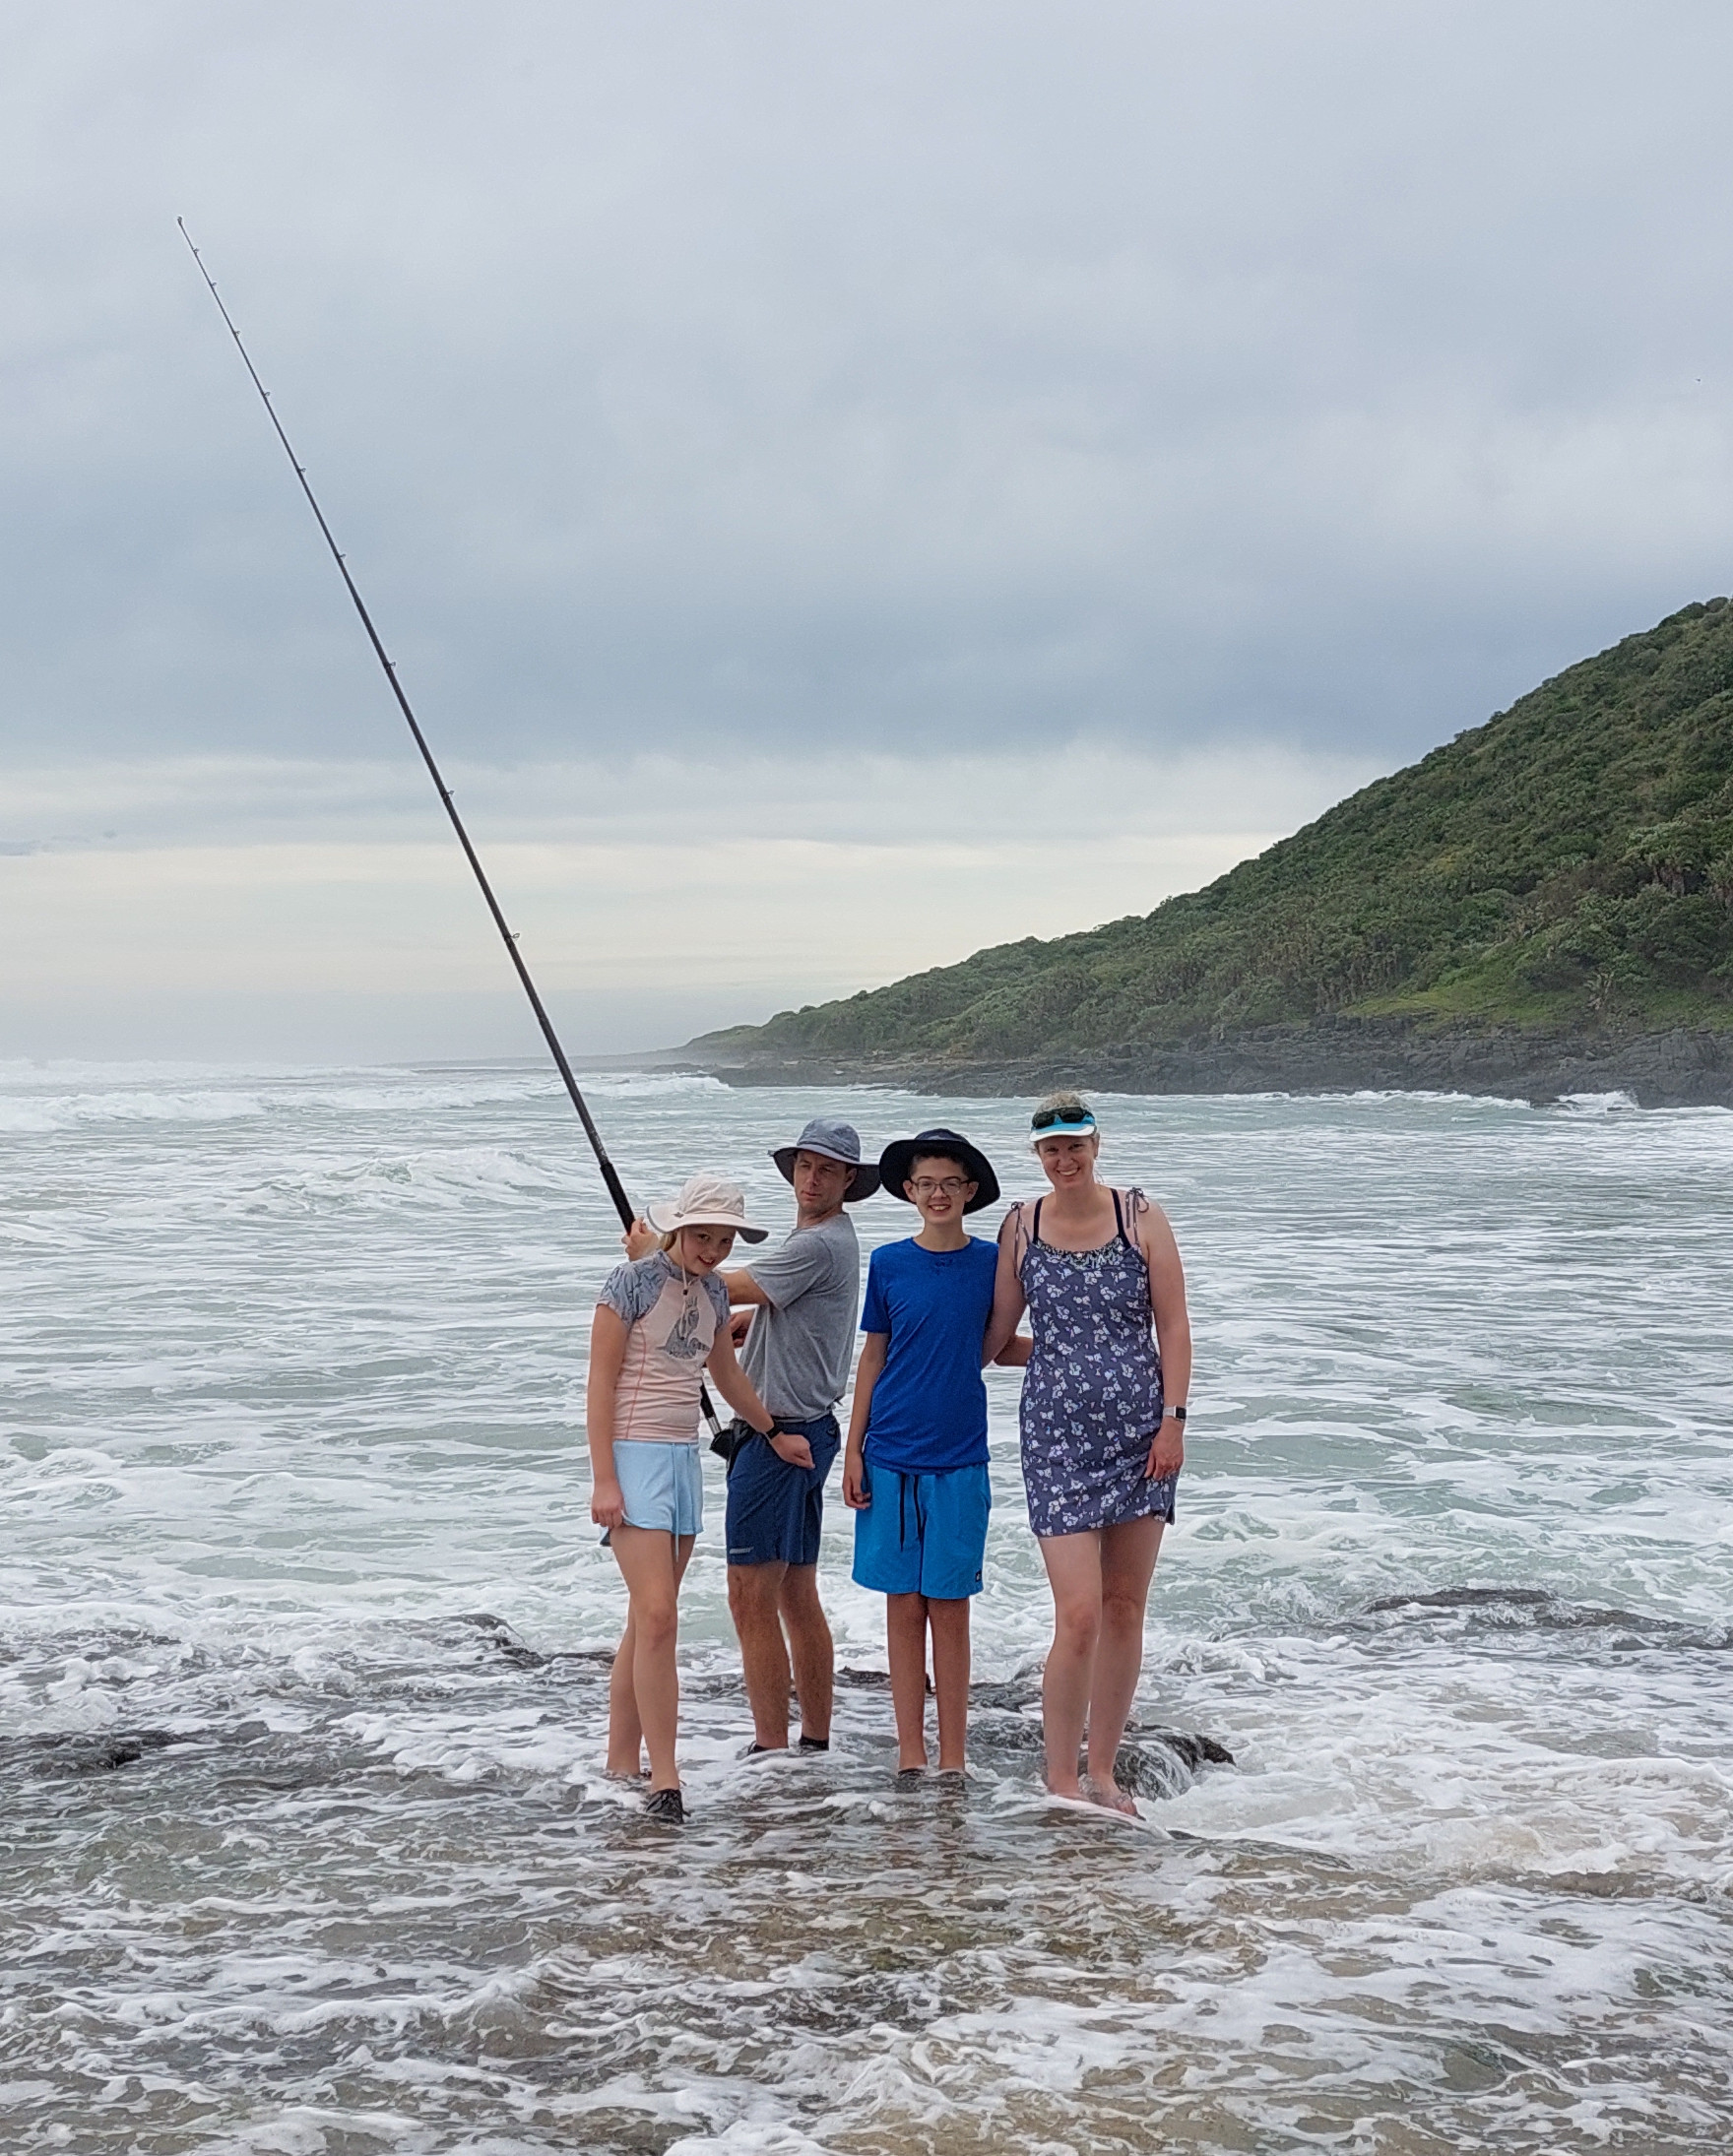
[770,1117,880,1202]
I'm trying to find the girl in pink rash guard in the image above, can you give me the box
[586,1173,783,1822]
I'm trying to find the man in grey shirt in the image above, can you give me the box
[722,1117,878,1753]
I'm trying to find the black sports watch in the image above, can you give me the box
[1164,1405,1187,1425]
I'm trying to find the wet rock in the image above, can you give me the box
[456,1613,547,1668]
[969,1679,1044,1713]
[1367,1587,1552,1613]
[1114,1731,1236,1798]
[1362,1586,1729,1650]
[968,1710,1235,1794]
[9,1729,179,1777]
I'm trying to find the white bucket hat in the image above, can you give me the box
[643,1173,769,1242]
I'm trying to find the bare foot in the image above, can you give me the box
[1081,1773,1138,1816]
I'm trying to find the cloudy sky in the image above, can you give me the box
[4,1,1731,1060]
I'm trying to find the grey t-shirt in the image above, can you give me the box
[738,1210,862,1423]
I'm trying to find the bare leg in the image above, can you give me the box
[778,1563,834,1744]
[1037,1531,1104,1797]
[607,1614,644,1777]
[610,1528,694,1792]
[927,1598,973,1771]
[728,1560,793,1748]
[1084,1517,1165,1802]
[886,1592,930,1769]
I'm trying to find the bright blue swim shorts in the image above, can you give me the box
[612,1439,704,1536]
[851,1459,991,1600]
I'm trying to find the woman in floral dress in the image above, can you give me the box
[987,1094,1192,1810]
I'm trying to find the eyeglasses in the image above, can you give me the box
[909,1175,971,1195]
[1031,1107,1095,1131]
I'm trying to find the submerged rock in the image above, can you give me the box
[9,1729,179,1777]
[1363,1585,1729,1648]
[455,1611,548,1667]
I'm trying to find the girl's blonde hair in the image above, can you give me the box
[661,1223,738,1254]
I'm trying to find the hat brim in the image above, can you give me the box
[642,1201,769,1243]
[875,1131,1000,1214]
[770,1145,880,1202]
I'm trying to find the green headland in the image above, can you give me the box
[692,599,1733,1105]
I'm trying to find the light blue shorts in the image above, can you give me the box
[851,1460,991,1600]
[612,1439,704,1537]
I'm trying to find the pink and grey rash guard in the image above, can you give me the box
[598,1250,731,1442]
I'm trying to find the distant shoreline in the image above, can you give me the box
[674,1020,1733,1110]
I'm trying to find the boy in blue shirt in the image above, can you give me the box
[842,1126,1001,1782]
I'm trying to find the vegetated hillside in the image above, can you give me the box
[699,599,1733,1064]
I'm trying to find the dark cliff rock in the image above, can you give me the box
[686,1019,1732,1109]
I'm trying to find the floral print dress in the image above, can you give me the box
[1016,1186,1177,1540]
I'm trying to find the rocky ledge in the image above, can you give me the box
[681,1019,1733,1109]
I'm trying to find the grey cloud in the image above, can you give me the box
[0,740,1377,855]
[3,0,1733,779]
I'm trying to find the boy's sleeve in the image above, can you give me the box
[860,1248,889,1335]
[742,1232,834,1309]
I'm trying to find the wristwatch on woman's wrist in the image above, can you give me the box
[1164,1405,1187,1425]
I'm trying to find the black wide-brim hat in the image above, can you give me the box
[876,1128,1000,1213]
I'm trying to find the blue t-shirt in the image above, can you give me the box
[859,1235,998,1473]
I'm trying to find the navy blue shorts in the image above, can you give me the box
[725,1414,840,1567]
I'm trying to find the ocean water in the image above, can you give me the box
[2,1059,1731,2155]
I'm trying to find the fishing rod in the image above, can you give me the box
[179,221,724,1439]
